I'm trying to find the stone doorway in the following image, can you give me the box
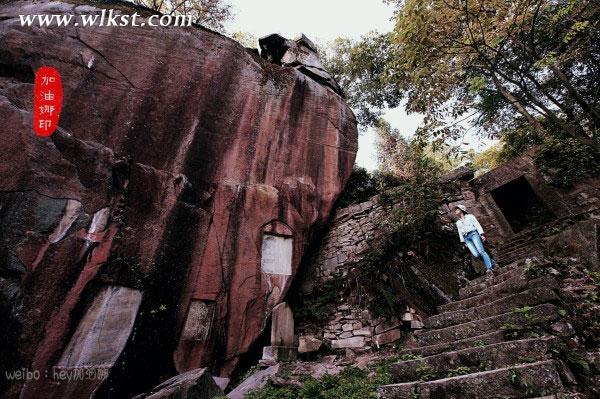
[491,176,556,233]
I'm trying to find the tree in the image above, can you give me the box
[388,0,600,143]
[375,119,415,177]
[320,34,403,128]
[331,1,600,145]
[375,119,466,176]
[472,143,504,172]
[129,0,233,32]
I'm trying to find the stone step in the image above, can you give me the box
[443,275,557,313]
[426,287,559,329]
[400,331,506,358]
[378,360,564,399]
[466,260,522,287]
[498,238,539,250]
[498,247,539,259]
[496,240,540,253]
[459,268,526,299]
[498,250,543,267]
[391,336,558,383]
[415,303,559,347]
[499,255,542,268]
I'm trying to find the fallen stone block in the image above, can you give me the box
[298,335,323,354]
[133,368,223,399]
[330,336,365,349]
[373,328,402,346]
[227,364,279,399]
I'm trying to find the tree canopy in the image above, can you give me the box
[130,0,233,32]
[328,0,600,146]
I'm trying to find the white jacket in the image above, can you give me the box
[456,214,484,242]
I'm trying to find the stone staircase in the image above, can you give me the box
[493,233,544,268]
[377,260,575,398]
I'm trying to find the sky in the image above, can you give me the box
[224,0,488,170]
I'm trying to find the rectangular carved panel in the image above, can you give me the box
[57,286,142,368]
[181,300,215,342]
[260,234,293,275]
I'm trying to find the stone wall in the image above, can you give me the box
[296,197,425,352]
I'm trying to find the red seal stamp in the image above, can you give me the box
[33,66,63,137]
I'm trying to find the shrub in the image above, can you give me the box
[294,282,339,323]
[534,136,600,187]
[354,154,444,317]
[246,367,383,399]
[335,167,401,208]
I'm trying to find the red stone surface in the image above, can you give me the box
[0,1,357,397]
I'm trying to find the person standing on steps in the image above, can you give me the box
[454,204,495,274]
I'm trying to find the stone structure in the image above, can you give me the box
[0,1,357,397]
[295,151,600,354]
[261,302,297,363]
[440,152,600,244]
[296,198,426,351]
[133,368,223,399]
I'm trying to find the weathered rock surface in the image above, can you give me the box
[298,335,323,354]
[133,368,223,399]
[0,1,357,397]
[227,364,280,399]
[270,302,295,347]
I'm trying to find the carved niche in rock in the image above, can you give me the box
[181,300,216,343]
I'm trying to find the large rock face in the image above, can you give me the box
[0,1,357,397]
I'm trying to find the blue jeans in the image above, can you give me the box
[464,231,494,271]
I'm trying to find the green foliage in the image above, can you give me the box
[415,365,438,381]
[534,136,600,187]
[500,322,548,340]
[329,0,600,146]
[509,368,540,397]
[294,282,338,323]
[399,353,422,361]
[562,351,592,380]
[129,0,233,32]
[246,366,389,399]
[590,271,600,286]
[472,143,504,172]
[496,120,544,161]
[335,167,400,208]
[512,306,533,315]
[446,366,471,377]
[354,149,443,317]
[551,344,592,380]
[376,118,465,176]
[320,34,402,127]
[372,357,401,386]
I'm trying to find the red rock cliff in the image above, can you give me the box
[0,1,357,397]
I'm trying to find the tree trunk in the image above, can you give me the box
[491,74,546,137]
[549,63,600,126]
